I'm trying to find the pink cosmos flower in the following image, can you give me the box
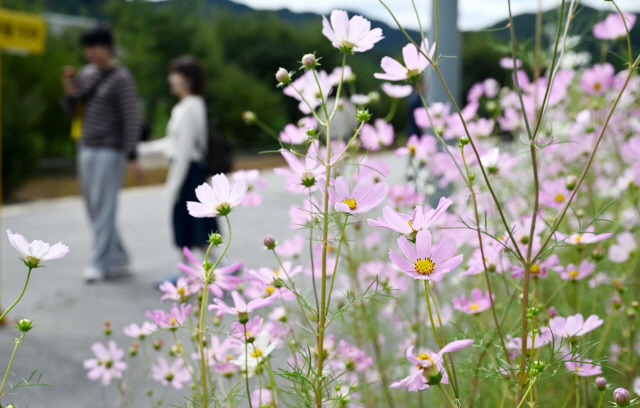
[499,57,523,70]
[564,357,602,377]
[283,69,335,114]
[159,276,195,302]
[461,240,503,277]
[510,254,559,280]
[608,231,637,263]
[414,102,451,130]
[452,288,493,315]
[556,228,612,245]
[386,183,425,208]
[251,389,274,408]
[146,303,192,330]
[395,134,437,162]
[186,174,247,217]
[389,229,463,281]
[233,169,266,207]
[390,340,473,391]
[275,234,306,258]
[580,63,615,95]
[506,327,553,355]
[208,291,275,317]
[381,82,413,98]
[274,149,324,194]
[555,259,595,281]
[6,229,69,267]
[360,119,394,151]
[123,322,155,339]
[151,357,192,389]
[330,176,386,214]
[549,313,604,338]
[84,341,127,386]
[279,123,309,145]
[593,13,636,40]
[322,9,383,53]
[178,247,243,298]
[539,178,572,210]
[354,157,389,184]
[368,197,452,235]
[374,39,436,81]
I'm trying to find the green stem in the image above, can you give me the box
[0,333,25,399]
[0,267,33,322]
[244,324,253,408]
[516,376,538,408]
[384,98,397,122]
[325,215,349,313]
[438,384,459,408]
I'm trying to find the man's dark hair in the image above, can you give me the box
[169,55,207,96]
[80,26,113,47]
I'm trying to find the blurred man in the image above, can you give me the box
[62,26,143,282]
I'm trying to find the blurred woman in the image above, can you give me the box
[139,55,217,274]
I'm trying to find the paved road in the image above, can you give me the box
[0,153,406,407]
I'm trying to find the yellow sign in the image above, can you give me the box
[0,8,46,54]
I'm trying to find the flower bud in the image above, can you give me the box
[459,136,470,146]
[626,307,637,320]
[306,128,316,137]
[16,318,33,333]
[530,360,545,376]
[356,109,371,122]
[242,110,256,124]
[238,312,250,325]
[631,301,639,309]
[263,235,277,250]
[565,174,578,190]
[152,338,164,350]
[129,341,139,356]
[613,388,631,406]
[301,53,317,69]
[208,232,223,246]
[275,67,290,84]
[612,296,623,310]
[595,376,607,391]
[104,320,112,336]
[591,246,605,261]
[548,306,558,318]
[526,307,540,319]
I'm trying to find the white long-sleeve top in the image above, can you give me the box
[138,95,207,204]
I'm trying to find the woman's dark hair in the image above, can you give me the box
[169,55,206,96]
[80,26,113,47]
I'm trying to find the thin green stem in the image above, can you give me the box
[325,215,349,313]
[438,384,459,408]
[244,323,253,408]
[516,376,538,408]
[0,333,25,399]
[0,267,33,322]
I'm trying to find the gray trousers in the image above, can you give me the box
[78,146,129,271]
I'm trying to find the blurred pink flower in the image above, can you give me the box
[389,229,463,282]
[186,174,247,217]
[386,183,425,208]
[608,231,637,263]
[279,123,309,145]
[84,341,127,386]
[158,276,195,302]
[233,169,266,207]
[499,57,523,70]
[178,246,243,298]
[146,303,192,330]
[360,118,394,151]
[152,357,192,389]
[274,234,306,258]
[390,340,473,391]
[580,63,615,95]
[330,176,386,214]
[452,288,493,315]
[322,9,383,53]
[549,313,603,338]
[593,13,636,40]
[368,197,452,235]
[274,148,324,194]
[123,322,155,339]
[208,291,275,317]
[251,389,274,407]
[374,39,436,81]
[381,82,413,98]
[6,229,69,267]
[564,357,602,377]
[555,259,595,281]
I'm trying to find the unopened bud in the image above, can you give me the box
[595,376,607,391]
[526,307,540,319]
[626,307,636,320]
[592,246,605,261]
[238,312,250,325]
[242,110,256,124]
[16,319,33,333]
[104,320,112,336]
[565,174,578,190]
[129,341,139,356]
[612,296,623,310]
[631,301,639,309]
[459,136,470,146]
[275,67,290,84]
[530,360,545,376]
[209,232,223,246]
[548,306,558,318]
[152,338,164,350]
[356,109,371,122]
[613,388,631,406]
[306,128,316,137]
[301,53,317,69]
[263,235,277,250]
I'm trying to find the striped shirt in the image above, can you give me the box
[64,63,141,159]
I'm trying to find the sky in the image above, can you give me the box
[229,0,640,31]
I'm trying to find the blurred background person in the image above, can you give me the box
[62,25,143,283]
[138,55,218,283]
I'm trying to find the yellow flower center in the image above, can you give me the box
[554,194,565,203]
[594,83,601,91]
[414,258,435,275]
[250,348,263,358]
[409,145,416,155]
[469,304,479,311]
[170,317,177,326]
[245,330,252,338]
[568,270,579,278]
[177,287,186,296]
[342,198,357,211]
[530,264,540,275]
[266,286,276,295]
[273,268,280,277]
[417,352,434,364]
[574,234,582,244]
